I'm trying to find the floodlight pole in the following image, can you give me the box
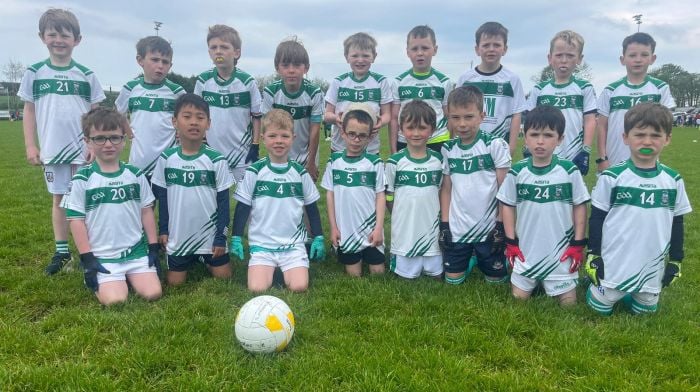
[633,14,643,32]
[154,21,163,36]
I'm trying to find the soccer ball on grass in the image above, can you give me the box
[234,295,295,353]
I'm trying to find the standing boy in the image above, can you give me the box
[390,25,454,154]
[151,94,235,286]
[261,38,323,181]
[458,22,526,157]
[596,32,675,171]
[497,106,589,306]
[230,109,325,292]
[386,100,443,279]
[586,103,691,315]
[194,24,262,181]
[324,32,393,154]
[322,103,386,276]
[439,86,511,284]
[19,8,106,274]
[526,30,597,175]
[115,36,186,178]
[63,108,161,305]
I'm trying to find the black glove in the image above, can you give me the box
[148,243,162,278]
[80,252,110,292]
[245,143,260,163]
[491,221,505,256]
[573,149,590,175]
[661,261,681,287]
[439,222,452,250]
[585,253,604,287]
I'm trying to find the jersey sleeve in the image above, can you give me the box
[233,169,256,204]
[525,86,539,111]
[570,168,591,205]
[63,176,87,219]
[215,159,236,192]
[115,86,130,114]
[311,90,324,123]
[324,79,339,106]
[138,172,155,208]
[301,171,321,205]
[194,79,204,96]
[379,77,393,105]
[88,73,106,104]
[261,89,273,114]
[374,160,386,193]
[660,84,676,109]
[674,178,692,216]
[249,80,262,115]
[597,87,612,118]
[511,76,527,114]
[320,161,334,191]
[385,160,396,192]
[17,69,35,103]
[150,155,167,188]
[442,79,455,107]
[582,84,597,114]
[496,171,517,206]
[590,173,614,212]
[391,78,400,104]
[490,137,512,168]
[441,146,451,175]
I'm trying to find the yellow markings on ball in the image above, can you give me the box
[265,314,284,332]
[287,312,295,327]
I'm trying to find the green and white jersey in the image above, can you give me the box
[115,77,186,176]
[63,162,154,262]
[441,132,511,243]
[325,71,393,154]
[591,160,691,293]
[598,76,675,165]
[234,157,320,252]
[457,66,526,140]
[194,68,262,170]
[321,151,386,254]
[385,149,443,257]
[497,157,590,281]
[392,68,454,144]
[526,78,597,160]
[17,59,105,165]
[261,79,323,166]
[151,145,234,256]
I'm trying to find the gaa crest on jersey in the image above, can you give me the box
[555,185,563,199]
[45,170,54,183]
[478,158,485,170]
[661,191,669,207]
[360,173,368,186]
[497,84,504,95]
[200,172,208,185]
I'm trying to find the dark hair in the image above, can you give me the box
[274,37,309,68]
[475,21,508,45]
[174,93,210,118]
[448,86,484,112]
[136,36,173,58]
[407,25,436,45]
[81,107,128,137]
[39,8,80,38]
[399,100,436,130]
[624,102,672,135]
[342,110,373,131]
[344,32,377,57]
[622,32,656,54]
[524,105,565,136]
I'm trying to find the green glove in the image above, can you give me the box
[229,236,244,260]
[662,261,681,287]
[585,253,604,287]
[310,235,326,261]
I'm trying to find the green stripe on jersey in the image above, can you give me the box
[331,170,376,188]
[461,81,514,97]
[536,94,583,110]
[394,170,442,188]
[272,104,312,120]
[337,87,382,103]
[128,96,177,113]
[164,168,216,188]
[85,184,142,211]
[516,183,572,204]
[610,186,677,210]
[33,79,91,101]
[397,86,445,102]
[448,154,495,174]
[609,94,661,111]
[99,237,148,263]
[201,91,251,108]
[253,180,303,199]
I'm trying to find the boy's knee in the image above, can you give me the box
[286,281,308,293]
[140,286,162,301]
[98,292,128,306]
[248,282,271,293]
[557,290,577,307]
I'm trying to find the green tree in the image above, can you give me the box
[2,59,24,112]
[166,72,197,93]
[531,62,594,84]
[648,64,700,107]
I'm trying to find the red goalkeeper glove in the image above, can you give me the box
[559,239,587,273]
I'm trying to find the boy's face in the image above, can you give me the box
[172,104,210,144]
[40,26,81,62]
[620,43,656,79]
[208,37,240,70]
[623,124,670,165]
[262,126,294,162]
[137,50,172,84]
[475,34,507,68]
[277,62,309,92]
[402,118,433,149]
[548,39,582,81]
[86,127,125,164]
[346,46,375,77]
[447,103,484,145]
[406,35,437,73]
[341,118,371,156]
[524,126,562,163]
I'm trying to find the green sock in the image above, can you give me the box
[55,241,69,255]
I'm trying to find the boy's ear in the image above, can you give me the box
[137,55,144,67]
[650,53,657,65]
[74,35,82,46]
[234,48,241,61]
[433,45,438,55]
[619,55,625,66]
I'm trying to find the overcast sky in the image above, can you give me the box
[2,0,699,96]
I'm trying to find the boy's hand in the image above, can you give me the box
[662,261,682,287]
[158,235,168,251]
[573,148,590,175]
[305,162,319,182]
[245,144,259,164]
[334,112,344,128]
[504,237,525,269]
[229,236,244,260]
[330,227,341,248]
[560,239,587,273]
[212,246,226,259]
[368,226,383,247]
[148,243,162,278]
[438,222,452,250]
[490,221,506,256]
[26,146,41,166]
[596,158,610,173]
[79,252,110,292]
[310,235,325,261]
[585,254,604,287]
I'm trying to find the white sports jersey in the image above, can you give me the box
[151,145,234,256]
[194,68,262,169]
[393,68,454,144]
[598,76,675,165]
[591,160,691,293]
[526,78,597,160]
[325,71,393,153]
[261,79,323,166]
[497,157,590,281]
[17,59,105,164]
[457,66,526,141]
[385,149,443,257]
[63,162,154,262]
[321,151,386,254]
[115,77,186,176]
[234,158,320,251]
[441,132,511,243]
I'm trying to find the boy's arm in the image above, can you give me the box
[231,202,252,236]
[22,101,40,166]
[389,104,400,154]
[669,216,684,262]
[69,219,91,254]
[500,203,516,239]
[583,113,596,150]
[595,115,610,171]
[377,103,391,131]
[370,191,385,247]
[213,189,231,257]
[495,167,509,221]
[306,122,320,181]
[587,206,607,255]
[141,206,158,245]
[304,202,323,238]
[572,203,587,241]
[324,102,340,127]
[508,113,521,157]
[326,190,340,248]
[152,184,169,247]
[439,175,452,222]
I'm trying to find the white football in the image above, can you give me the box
[235,295,295,354]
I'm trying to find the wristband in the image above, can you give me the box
[582,145,592,154]
[570,238,588,247]
[595,156,608,164]
[386,194,394,202]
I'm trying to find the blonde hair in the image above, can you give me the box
[262,109,294,133]
[550,30,584,55]
[208,24,241,49]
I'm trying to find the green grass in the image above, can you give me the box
[1,121,699,390]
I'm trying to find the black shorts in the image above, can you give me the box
[337,247,385,265]
[442,241,507,278]
[167,253,230,272]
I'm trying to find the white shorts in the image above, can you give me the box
[96,256,156,284]
[390,254,443,279]
[44,164,79,195]
[510,273,578,297]
[249,246,309,272]
[586,285,659,315]
[231,166,247,183]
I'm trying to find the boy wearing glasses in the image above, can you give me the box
[321,103,386,276]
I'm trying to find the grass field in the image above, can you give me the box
[1,120,699,390]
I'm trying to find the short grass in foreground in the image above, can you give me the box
[0,121,699,390]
